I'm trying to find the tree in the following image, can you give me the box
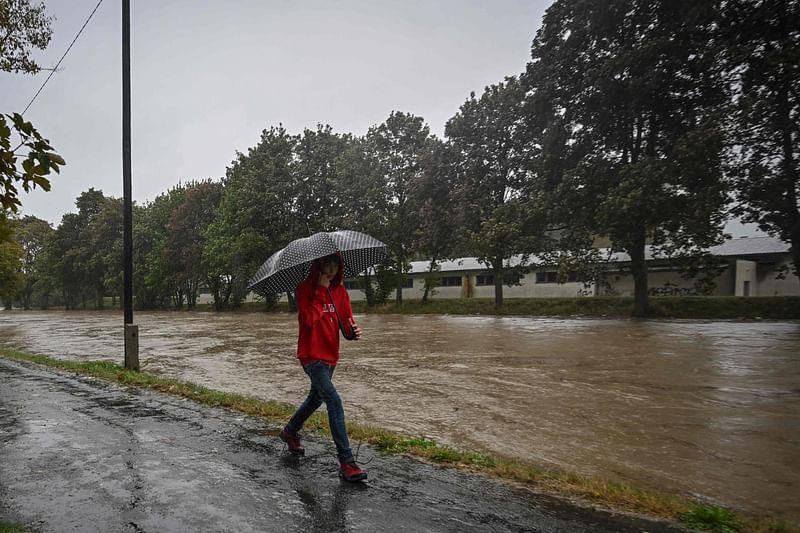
[44,212,83,308]
[205,126,297,308]
[367,112,433,304]
[292,125,351,233]
[134,185,186,309]
[334,136,389,305]
[0,214,24,307]
[1,114,64,214]
[412,139,461,303]
[163,180,222,309]
[725,0,800,284]
[1,2,62,229]
[525,0,729,316]
[71,188,111,308]
[0,0,53,74]
[13,214,52,308]
[88,197,123,307]
[446,77,532,307]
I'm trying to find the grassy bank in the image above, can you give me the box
[19,296,800,320]
[1,348,795,532]
[199,296,800,319]
[0,522,29,533]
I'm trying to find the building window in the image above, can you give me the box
[441,276,462,287]
[536,271,559,284]
[476,275,494,286]
[344,280,363,290]
[400,278,413,289]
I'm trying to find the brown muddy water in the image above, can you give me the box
[1,310,798,519]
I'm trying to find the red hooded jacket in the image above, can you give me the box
[295,253,354,366]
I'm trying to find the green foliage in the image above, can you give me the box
[0,0,53,74]
[163,180,222,308]
[0,520,30,533]
[366,111,434,303]
[292,125,351,232]
[0,113,64,214]
[349,296,800,320]
[134,184,187,308]
[447,77,534,306]
[12,214,53,308]
[524,0,729,316]
[680,504,741,533]
[413,139,461,303]
[725,0,800,282]
[0,231,24,304]
[0,3,60,250]
[204,126,297,308]
[334,136,387,236]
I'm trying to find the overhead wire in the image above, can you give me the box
[21,0,106,116]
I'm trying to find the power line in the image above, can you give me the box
[22,0,106,116]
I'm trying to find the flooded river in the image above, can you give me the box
[1,310,798,519]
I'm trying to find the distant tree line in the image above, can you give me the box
[2,0,798,316]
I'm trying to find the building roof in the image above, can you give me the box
[708,236,790,256]
[406,236,790,275]
[408,256,526,275]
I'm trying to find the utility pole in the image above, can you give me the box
[122,0,139,370]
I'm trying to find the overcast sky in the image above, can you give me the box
[1,0,762,238]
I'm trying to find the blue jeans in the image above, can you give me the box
[286,360,353,463]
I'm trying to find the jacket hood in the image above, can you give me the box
[306,251,345,290]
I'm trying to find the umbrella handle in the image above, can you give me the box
[327,288,358,340]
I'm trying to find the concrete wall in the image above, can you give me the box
[735,260,758,296]
[756,258,800,296]
[604,268,733,297]
[307,256,800,301]
[365,272,597,301]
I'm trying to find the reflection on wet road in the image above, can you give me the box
[1,310,798,518]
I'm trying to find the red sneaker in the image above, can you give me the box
[339,461,367,482]
[279,428,305,455]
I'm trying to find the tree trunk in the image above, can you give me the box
[96,283,104,310]
[629,228,649,317]
[493,257,504,308]
[187,279,198,309]
[421,258,438,305]
[363,272,374,306]
[211,284,221,311]
[395,258,404,305]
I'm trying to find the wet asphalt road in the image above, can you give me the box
[0,358,685,533]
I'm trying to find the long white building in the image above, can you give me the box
[345,236,799,301]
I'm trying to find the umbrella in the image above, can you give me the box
[247,230,387,296]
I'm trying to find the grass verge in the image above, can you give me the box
[0,521,30,533]
[194,296,800,319]
[27,296,800,319]
[349,296,800,320]
[0,347,796,532]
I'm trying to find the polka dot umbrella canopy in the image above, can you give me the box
[247,230,388,296]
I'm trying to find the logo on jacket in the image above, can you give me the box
[322,303,336,313]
